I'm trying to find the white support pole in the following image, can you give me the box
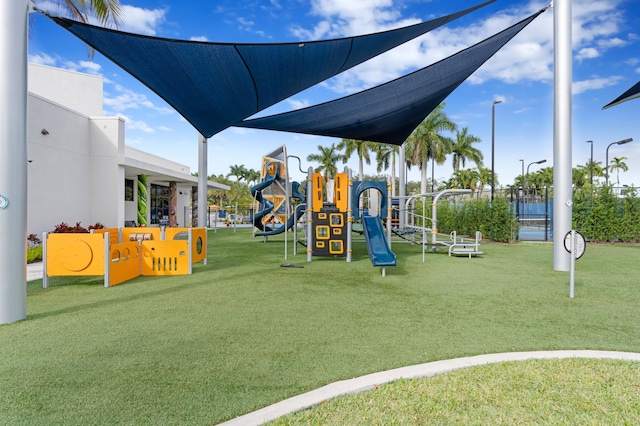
[42,232,49,289]
[198,134,208,230]
[188,228,193,275]
[398,143,406,229]
[553,0,572,271]
[104,233,110,288]
[306,167,313,262]
[569,230,575,298]
[386,176,392,249]
[346,167,353,263]
[0,0,29,324]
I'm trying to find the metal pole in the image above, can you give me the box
[586,140,593,186]
[431,156,435,192]
[605,138,633,186]
[346,167,353,263]
[553,0,573,271]
[398,143,406,229]
[198,134,208,230]
[491,100,501,201]
[526,159,546,217]
[0,0,29,324]
[569,229,575,298]
[306,167,313,262]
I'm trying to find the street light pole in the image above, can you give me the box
[605,138,633,186]
[526,159,547,213]
[491,100,502,201]
[519,159,524,188]
[586,140,593,186]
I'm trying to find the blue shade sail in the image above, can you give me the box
[603,81,640,109]
[236,8,547,146]
[45,1,494,138]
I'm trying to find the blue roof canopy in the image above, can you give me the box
[603,81,640,109]
[235,9,547,146]
[45,1,494,138]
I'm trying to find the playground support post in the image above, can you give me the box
[198,134,208,230]
[386,176,392,250]
[398,143,407,229]
[306,167,313,262]
[552,0,572,271]
[0,0,29,324]
[346,167,353,263]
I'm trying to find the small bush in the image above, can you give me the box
[27,245,42,264]
[27,233,41,247]
[51,222,105,233]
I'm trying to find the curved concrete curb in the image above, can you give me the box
[218,350,640,425]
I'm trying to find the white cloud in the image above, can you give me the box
[118,5,167,36]
[576,47,600,62]
[287,98,310,110]
[104,83,174,115]
[114,113,154,133]
[190,36,209,42]
[598,37,626,49]
[572,76,623,95]
[28,53,57,66]
[288,0,629,95]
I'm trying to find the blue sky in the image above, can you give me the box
[29,0,640,187]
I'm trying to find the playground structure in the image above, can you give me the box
[304,167,397,276]
[249,146,397,275]
[250,146,306,237]
[396,189,482,260]
[249,146,482,272]
[42,227,207,288]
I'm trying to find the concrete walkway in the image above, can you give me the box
[27,261,43,282]
[218,350,640,425]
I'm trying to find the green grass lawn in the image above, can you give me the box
[2,228,640,424]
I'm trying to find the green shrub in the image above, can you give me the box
[436,195,518,243]
[27,245,42,264]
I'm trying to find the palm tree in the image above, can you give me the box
[306,144,342,181]
[374,143,399,196]
[451,168,480,192]
[405,103,456,194]
[477,166,493,192]
[450,127,483,172]
[244,169,261,186]
[209,174,233,206]
[337,138,373,181]
[609,156,629,185]
[56,0,122,25]
[227,164,248,182]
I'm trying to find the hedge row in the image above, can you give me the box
[434,196,519,243]
[573,186,640,242]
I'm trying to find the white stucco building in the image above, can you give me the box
[26,63,228,236]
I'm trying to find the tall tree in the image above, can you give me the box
[244,169,261,186]
[57,0,122,25]
[374,143,399,196]
[337,138,373,181]
[306,144,342,181]
[405,103,456,194]
[477,166,493,192]
[609,156,629,185]
[451,168,480,192]
[227,164,248,182]
[450,127,483,172]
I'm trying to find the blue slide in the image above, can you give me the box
[362,215,396,267]
[250,173,277,231]
[251,180,306,236]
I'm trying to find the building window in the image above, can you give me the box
[150,184,169,224]
[125,179,134,201]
